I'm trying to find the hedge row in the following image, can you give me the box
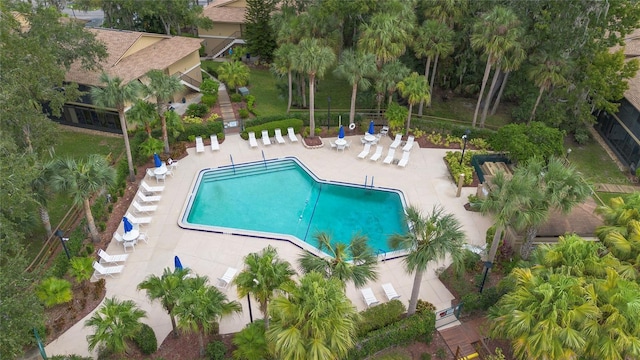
[179,121,225,141]
[356,299,406,338]
[412,117,495,140]
[242,119,304,140]
[347,311,436,360]
[244,113,308,128]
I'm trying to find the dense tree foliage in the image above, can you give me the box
[245,0,278,62]
[489,122,565,164]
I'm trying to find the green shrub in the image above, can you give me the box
[444,151,474,185]
[415,299,436,314]
[386,102,408,134]
[37,277,72,307]
[462,249,481,271]
[205,340,227,360]
[133,323,157,355]
[636,167,639,179]
[489,122,564,164]
[185,103,209,117]
[238,108,250,119]
[246,94,256,109]
[200,78,219,96]
[436,347,447,359]
[202,94,218,107]
[230,93,243,102]
[357,299,406,337]
[421,353,431,360]
[183,115,204,124]
[180,122,224,141]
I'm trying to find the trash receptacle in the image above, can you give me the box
[182,97,186,103]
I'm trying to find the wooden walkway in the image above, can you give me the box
[438,318,488,359]
[594,183,639,193]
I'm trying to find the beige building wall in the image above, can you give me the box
[200,23,242,38]
[123,36,164,58]
[168,52,201,78]
[226,0,247,8]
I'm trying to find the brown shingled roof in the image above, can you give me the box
[622,28,640,110]
[202,5,246,23]
[65,29,202,87]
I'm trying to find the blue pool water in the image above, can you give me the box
[180,158,407,255]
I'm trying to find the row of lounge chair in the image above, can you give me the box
[248,127,298,148]
[389,134,415,152]
[361,283,401,308]
[195,134,220,153]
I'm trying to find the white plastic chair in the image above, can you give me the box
[398,151,411,167]
[382,283,400,300]
[369,145,384,161]
[248,132,258,148]
[210,134,220,151]
[383,148,396,164]
[98,249,129,264]
[287,127,298,142]
[329,140,337,150]
[390,134,402,149]
[274,129,286,144]
[195,136,205,153]
[358,143,371,159]
[216,267,238,290]
[92,261,124,279]
[262,130,272,146]
[141,180,164,193]
[132,200,157,214]
[361,287,379,308]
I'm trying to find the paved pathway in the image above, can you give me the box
[594,183,639,193]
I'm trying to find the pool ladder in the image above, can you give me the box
[364,175,374,189]
[229,155,235,174]
[376,248,387,262]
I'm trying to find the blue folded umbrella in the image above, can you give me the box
[123,217,133,233]
[368,121,375,135]
[174,256,183,270]
[338,126,345,139]
[153,153,162,168]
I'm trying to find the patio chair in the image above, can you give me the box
[361,287,380,308]
[137,232,149,244]
[123,238,137,253]
[287,127,298,142]
[113,232,124,247]
[274,128,286,144]
[210,134,220,151]
[383,148,396,164]
[125,212,151,226]
[216,267,238,290]
[137,191,161,203]
[248,132,258,148]
[132,200,157,214]
[262,130,272,146]
[155,172,166,184]
[141,180,164,193]
[402,136,415,152]
[369,145,384,161]
[380,126,389,136]
[146,168,155,179]
[195,136,205,153]
[389,134,402,149]
[398,151,411,168]
[345,140,352,150]
[98,249,129,265]
[357,143,371,159]
[167,158,179,171]
[329,140,337,150]
[92,261,124,280]
[382,283,400,300]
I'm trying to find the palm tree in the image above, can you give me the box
[145,70,184,154]
[426,0,469,29]
[470,6,522,128]
[333,49,377,127]
[396,72,431,136]
[49,155,116,242]
[414,20,454,114]
[271,43,296,114]
[528,53,568,123]
[490,44,526,115]
[85,297,147,355]
[31,159,56,238]
[127,99,158,138]
[232,320,269,360]
[218,61,250,93]
[389,205,466,315]
[375,60,410,113]
[298,232,378,288]
[137,267,191,337]
[291,38,336,138]
[174,274,242,356]
[267,272,359,360]
[91,72,141,182]
[36,277,72,307]
[234,245,295,329]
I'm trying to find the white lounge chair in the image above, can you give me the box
[383,148,396,164]
[398,151,411,167]
[98,249,129,264]
[274,128,286,144]
[137,191,161,203]
[287,127,298,142]
[262,130,272,146]
[216,267,238,290]
[369,145,384,161]
[132,200,157,214]
[389,134,402,149]
[361,287,379,308]
[382,283,400,300]
[195,136,205,153]
[141,180,164,193]
[357,143,372,159]
[402,136,415,152]
[92,261,124,279]
[248,132,258,148]
[210,134,220,151]
[125,212,151,225]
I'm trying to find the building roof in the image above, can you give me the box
[65,28,202,87]
[202,0,246,24]
[621,28,640,110]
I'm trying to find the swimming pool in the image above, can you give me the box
[179,157,408,257]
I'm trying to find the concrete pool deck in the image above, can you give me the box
[45,133,494,358]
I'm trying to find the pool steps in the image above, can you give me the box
[201,161,297,182]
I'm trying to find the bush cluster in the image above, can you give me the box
[443,151,475,185]
[185,103,209,117]
[132,323,157,355]
[202,94,218,107]
[357,299,406,337]
[347,311,436,359]
[180,122,224,142]
[230,93,243,102]
[205,340,227,360]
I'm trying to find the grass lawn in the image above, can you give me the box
[567,140,628,185]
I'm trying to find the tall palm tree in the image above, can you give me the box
[127,99,158,138]
[291,38,336,138]
[490,44,526,115]
[389,205,466,315]
[49,155,116,242]
[298,232,378,288]
[267,272,359,360]
[396,72,431,136]
[85,297,147,355]
[232,319,269,360]
[234,245,295,329]
[218,61,250,93]
[375,60,410,112]
[414,20,454,115]
[31,159,56,238]
[145,70,184,154]
[333,49,377,127]
[174,274,242,356]
[137,267,191,337]
[91,72,141,182]
[470,6,522,128]
[528,53,568,123]
[426,0,468,29]
[271,43,296,114]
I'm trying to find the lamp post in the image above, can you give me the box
[566,148,572,160]
[247,278,259,323]
[327,96,331,130]
[459,129,471,165]
[479,261,493,293]
[54,229,71,260]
